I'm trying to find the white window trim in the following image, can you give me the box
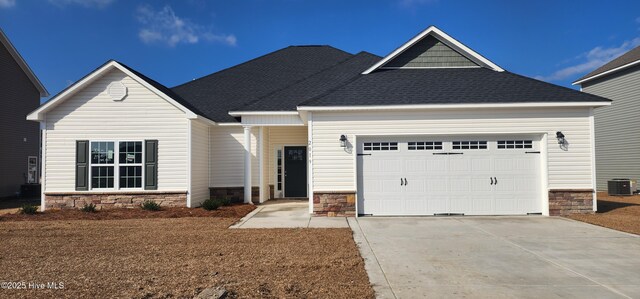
[89,140,145,191]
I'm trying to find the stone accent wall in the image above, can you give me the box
[44,192,187,210]
[313,192,356,217]
[210,187,259,204]
[548,189,594,216]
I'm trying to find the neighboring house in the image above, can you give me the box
[0,28,49,198]
[573,46,640,191]
[28,26,610,216]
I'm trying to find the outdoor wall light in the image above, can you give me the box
[556,131,565,144]
[339,134,347,147]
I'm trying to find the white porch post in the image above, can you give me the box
[243,126,253,204]
[259,127,266,203]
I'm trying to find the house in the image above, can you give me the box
[0,28,49,197]
[27,26,610,216]
[573,45,640,191]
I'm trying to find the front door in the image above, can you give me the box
[284,146,307,197]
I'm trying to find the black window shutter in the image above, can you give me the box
[76,140,89,191]
[145,140,158,190]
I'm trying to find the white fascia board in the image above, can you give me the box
[297,102,612,112]
[572,59,640,85]
[27,61,199,121]
[362,26,504,74]
[217,122,243,126]
[194,115,217,126]
[0,28,49,97]
[228,111,300,116]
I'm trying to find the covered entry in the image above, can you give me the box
[356,136,543,216]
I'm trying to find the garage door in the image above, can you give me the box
[356,136,542,216]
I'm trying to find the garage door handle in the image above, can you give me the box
[404,178,407,186]
[490,177,494,185]
[401,178,404,186]
[494,177,498,185]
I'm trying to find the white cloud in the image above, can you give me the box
[0,0,16,8]
[47,0,114,8]
[536,37,640,82]
[136,5,236,47]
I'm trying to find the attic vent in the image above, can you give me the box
[107,82,127,101]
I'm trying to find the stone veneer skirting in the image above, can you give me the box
[548,189,594,216]
[313,192,356,217]
[44,192,187,210]
[210,187,259,204]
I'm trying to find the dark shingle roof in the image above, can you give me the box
[235,51,381,111]
[575,45,640,84]
[300,68,609,107]
[117,61,208,117]
[171,46,353,122]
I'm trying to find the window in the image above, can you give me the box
[363,142,398,151]
[452,141,487,150]
[276,149,282,191]
[408,141,443,150]
[91,142,115,188]
[119,141,143,188]
[89,141,143,189]
[497,140,533,149]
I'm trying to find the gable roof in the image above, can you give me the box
[231,51,381,113]
[299,68,610,108]
[171,46,354,122]
[27,60,199,121]
[362,26,503,74]
[0,28,49,97]
[573,45,640,85]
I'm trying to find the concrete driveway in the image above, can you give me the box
[350,217,640,299]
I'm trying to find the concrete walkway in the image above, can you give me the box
[230,200,349,228]
[350,216,640,299]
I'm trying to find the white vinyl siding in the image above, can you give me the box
[582,65,640,190]
[311,108,594,191]
[190,120,210,206]
[44,69,189,192]
[209,126,259,187]
[267,126,308,185]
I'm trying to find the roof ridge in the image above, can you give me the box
[297,66,369,106]
[228,52,360,111]
[171,45,352,89]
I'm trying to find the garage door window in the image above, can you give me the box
[363,142,398,151]
[452,141,487,150]
[408,141,443,150]
[497,140,533,149]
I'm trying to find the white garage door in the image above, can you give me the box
[356,136,542,216]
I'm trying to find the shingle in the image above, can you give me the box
[575,45,640,83]
[235,51,381,111]
[301,68,610,107]
[170,46,353,122]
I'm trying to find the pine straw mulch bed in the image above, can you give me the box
[0,207,374,299]
[0,204,256,221]
[567,192,640,235]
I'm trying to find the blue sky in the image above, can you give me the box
[1,0,639,101]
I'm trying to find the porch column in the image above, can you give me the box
[243,126,253,204]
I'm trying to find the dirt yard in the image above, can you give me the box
[568,192,640,235]
[0,204,255,221]
[0,209,374,298]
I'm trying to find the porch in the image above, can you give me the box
[208,121,310,209]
